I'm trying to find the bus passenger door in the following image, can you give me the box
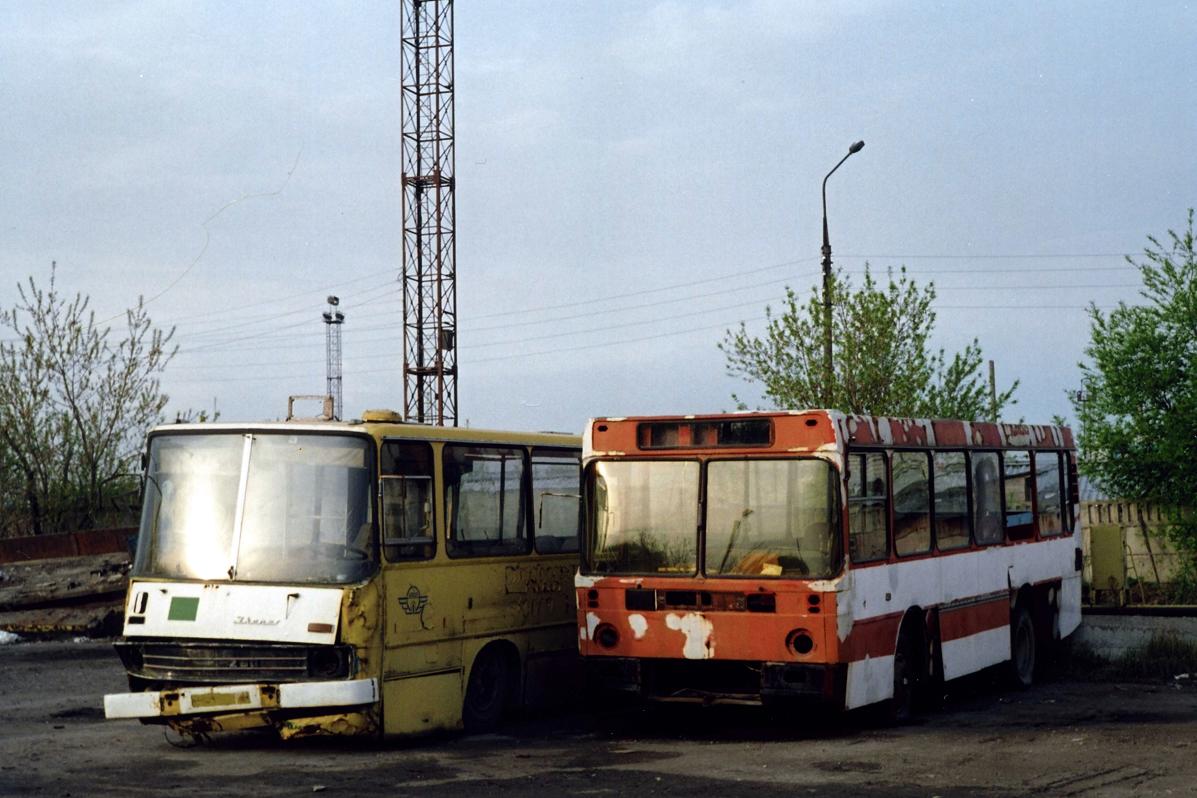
[378,440,465,736]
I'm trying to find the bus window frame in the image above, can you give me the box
[1033,450,1065,539]
[443,443,533,560]
[581,456,702,578]
[891,449,932,559]
[379,438,437,562]
[932,449,972,553]
[701,455,843,580]
[1062,450,1077,534]
[1001,450,1035,542]
[845,448,890,566]
[969,450,1004,547]
[530,446,582,555]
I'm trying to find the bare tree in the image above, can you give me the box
[0,265,176,536]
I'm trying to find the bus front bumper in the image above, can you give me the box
[585,657,843,706]
[104,677,379,721]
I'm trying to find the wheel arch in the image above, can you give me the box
[465,638,524,711]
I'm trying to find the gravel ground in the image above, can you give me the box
[2,638,1195,797]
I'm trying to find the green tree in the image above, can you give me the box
[1073,210,1197,573]
[721,266,1017,419]
[0,265,177,537]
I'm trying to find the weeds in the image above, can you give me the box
[1060,632,1197,681]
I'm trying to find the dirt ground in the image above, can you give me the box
[2,639,1196,797]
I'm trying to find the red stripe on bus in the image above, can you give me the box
[841,613,903,660]
[939,597,1009,642]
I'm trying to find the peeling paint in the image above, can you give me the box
[277,710,378,740]
[876,417,894,445]
[628,614,648,640]
[574,573,603,589]
[585,611,601,641]
[664,612,714,659]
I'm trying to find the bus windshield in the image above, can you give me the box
[706,459,840,578]
[585,457,840,578]
[587,460,699,574]
[133,432,376,584]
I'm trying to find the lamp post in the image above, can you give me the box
[820,139,865,407]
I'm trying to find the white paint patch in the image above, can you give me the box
[628,614,648,640]
[0,630,19,645]
[122,581,341,645]
[919,419,937,446]
[1060,572,1082,638]
[574,573,602,589]
[941,625,1009,680]
[585,611,601,641]
[845,654,894,709]
[665,612,714,659]
[848,536,1079,627]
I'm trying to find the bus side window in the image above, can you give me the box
[933,451,970,550]
[847,452,888,562]
[380,440,435,561]
[531,448,581,554]
[892,451,931,557]
[1035,451,1063,537]
[1003,451,1034,540]
[444,445,530,558]
[972,452,1002,545]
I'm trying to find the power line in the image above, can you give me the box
[165,300,1131,382]
[163,267,396,326]
[169,271,1143,357]
[840,252,1136,260]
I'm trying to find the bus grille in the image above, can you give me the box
[115,642,351,684]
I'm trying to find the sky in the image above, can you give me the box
[1,1,1195,434]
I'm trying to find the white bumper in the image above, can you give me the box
[104,678,378,720]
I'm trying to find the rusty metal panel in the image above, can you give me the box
[1090,523,1126,595]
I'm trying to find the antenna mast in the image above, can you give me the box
[400,0,457,426]
[323,295,344,421]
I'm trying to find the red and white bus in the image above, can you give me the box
[575,411,1080,717]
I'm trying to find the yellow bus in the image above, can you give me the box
[103,410,581,739]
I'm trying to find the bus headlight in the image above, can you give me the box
[786,629,815,656]
[594,623,621,649]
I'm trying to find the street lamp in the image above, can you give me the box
[820,140,865,407]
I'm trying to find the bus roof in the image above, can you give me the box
[585,409,1073,457]
[148,418,580,448]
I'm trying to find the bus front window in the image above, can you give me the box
[705,459,840,578]
[587,460,699,574]
[134,432,376,584]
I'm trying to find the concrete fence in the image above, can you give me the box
[1075,609,1197,660]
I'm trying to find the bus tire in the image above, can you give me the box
[1008,605,1036,688]
[889,625,921,724]
[463,647,514,734]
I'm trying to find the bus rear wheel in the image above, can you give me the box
[1009,606,1036,688]
[889,627,921,724]
[463,648,513,733]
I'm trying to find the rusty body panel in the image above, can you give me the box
[579,410,1081,710]
[578,576,839,663]
[106,417,582,741]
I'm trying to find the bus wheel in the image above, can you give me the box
[463,648,512,733]
[890,627,920,724]
[1009,606,1036,688]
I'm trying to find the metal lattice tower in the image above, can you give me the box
[323,296,344,421]
[400,0,457,426]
